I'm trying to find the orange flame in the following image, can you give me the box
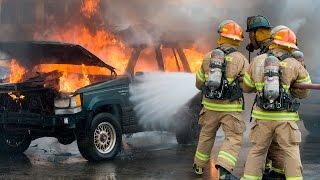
[9,59,27,83]
[159,48,204,73]
[33,0,207,84]
[34,64,111,76]
[184,48,203,73]
[81,0,100,18]
[34,64,110,93]
[34,25,130,75]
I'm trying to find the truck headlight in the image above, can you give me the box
[54,94,82,108]
[70,94,82,108]
[54,98,70,108]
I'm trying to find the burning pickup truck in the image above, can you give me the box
[0,41,142,161]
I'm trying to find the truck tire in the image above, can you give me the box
[0,129,31,154]
[175,117,199,145]
[77,113,122,162]
[175,93,202,145]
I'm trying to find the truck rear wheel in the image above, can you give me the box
[0,129,31,154]
[77,113,122,162]
[175,117,199,145]
[174,93,201,145]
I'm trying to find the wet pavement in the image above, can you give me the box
[0,128,319,180]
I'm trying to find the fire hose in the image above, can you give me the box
[238,77,320,90]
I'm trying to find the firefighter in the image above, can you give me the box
[246,15,273,55]
[241,26,311,180]
[194,20,248,179]
[246,15,286,180]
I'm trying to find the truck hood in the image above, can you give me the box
[76,75,130,94]
[0,41,115,71]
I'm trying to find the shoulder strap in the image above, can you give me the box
[267,51,291,61]
[216,46,237,55]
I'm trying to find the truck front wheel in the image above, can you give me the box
[77,113,122,162]
[0,129,31,154]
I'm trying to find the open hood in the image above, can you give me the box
[0,41,115,71]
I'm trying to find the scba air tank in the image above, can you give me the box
[206,49,225,91]
[263,55,280,102]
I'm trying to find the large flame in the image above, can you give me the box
[81,0,100,18]
[29,0,206,92]
[184,48,203,73]
[7,62,111,93]
[9,59,27,83]
[34,64,111,76]
[34,25,130,75]
[58,66,90,93]
[34,1,205,75]
[34,64,111,93]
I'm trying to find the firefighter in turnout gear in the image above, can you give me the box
[246,15,273,55]
[194,20,248,179]
[246,15,286,180]
[241,26,311,180]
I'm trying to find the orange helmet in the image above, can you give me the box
[271,25,298,49]
[217,20,244,41]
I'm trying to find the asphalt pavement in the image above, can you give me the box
[0,129,319,180]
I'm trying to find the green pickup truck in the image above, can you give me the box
[0,41,198,162]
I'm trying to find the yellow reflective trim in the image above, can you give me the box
[279,61,287,67]
[252,110,300,121]
[282,84,290,92]
[227,77,235,84]
[296,75,311,84]
[195,151,210,162]
[286,177,303,180]
[196,70,205,82]
[196,73,205,82]
[265,161,285,174]
[242,174,262,180]
[218,151,237,166]
[202,100,243,112]
[271,167,285,174]
[197,69,205,76]
[219,151,237,162]
[195,154,208,162]
[244,73,255,88]
[218,154,236,166]
[196,151,210,158]
[265,160,272,169]
[225,56,233,62]
[255,82,264,91]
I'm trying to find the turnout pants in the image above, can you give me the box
[242,120,303,180]
[194,109,245,172]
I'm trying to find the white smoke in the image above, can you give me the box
[102,0,320,62]
[124,0,320,128]
[129,72,199,129]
